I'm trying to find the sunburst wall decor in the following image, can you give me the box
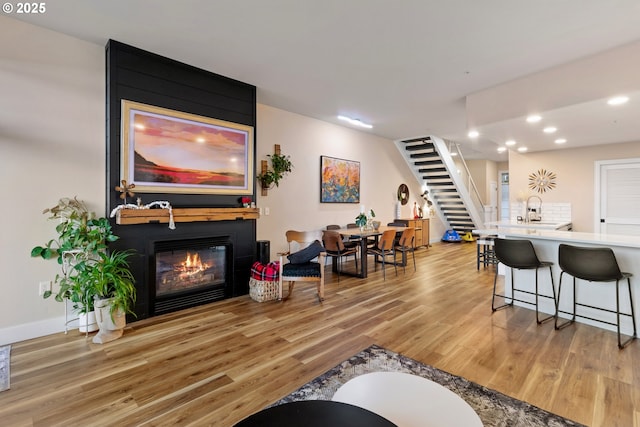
[528,169,557,193]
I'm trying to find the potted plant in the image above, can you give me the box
[31,197,118,332]
[78,250,136,344]
[257,152,293,189]
[355,209,376,230]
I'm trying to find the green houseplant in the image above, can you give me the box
[31,197,118,315]
[79,249,136,344]
[257,152,293,189]
[355,209,376,229]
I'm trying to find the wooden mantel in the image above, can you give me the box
[115,207,260,225]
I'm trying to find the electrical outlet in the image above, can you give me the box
[39,281,51,296]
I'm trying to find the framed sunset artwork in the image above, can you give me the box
[320,155,360,203]
[120,100,254,194]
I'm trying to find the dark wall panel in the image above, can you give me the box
[106,40,257,319]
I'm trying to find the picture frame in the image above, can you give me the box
[121,100,254,195]
[320,155,360,203]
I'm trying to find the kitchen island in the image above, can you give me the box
[487,220,573,231]
[497,228,638,336]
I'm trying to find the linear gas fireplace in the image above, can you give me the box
[151,236,233,315]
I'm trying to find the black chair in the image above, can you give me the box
[555,244,637,349]
[477,236,497,270]
[492,238,556,324]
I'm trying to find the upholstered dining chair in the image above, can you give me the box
[279,230,326,302]
[394,227,416,273]
[367,229,397,280]
[323,230,359,281]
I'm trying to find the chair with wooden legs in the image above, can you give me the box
[492,238,556,324]
[279,230,326,302]
[394,227,416,273]
[367,229,397,280]
[323,230,359,281]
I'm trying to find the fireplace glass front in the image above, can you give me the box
[152,237,232,315]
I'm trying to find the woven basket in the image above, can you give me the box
[249,277,280,302]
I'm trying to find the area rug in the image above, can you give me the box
[275,344,584,427]
[0,345,10,392]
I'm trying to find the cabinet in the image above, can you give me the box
[395,218,430,248]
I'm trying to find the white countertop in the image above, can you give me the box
[486,220,572,230]
[499,228,640,249]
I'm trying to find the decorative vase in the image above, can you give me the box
[395,201,401,219]
[93,298,126,344]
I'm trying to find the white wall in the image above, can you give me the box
[255,104,434,257]
[508,141,640,232]
[0,16,105,344]
[0,17,440,344]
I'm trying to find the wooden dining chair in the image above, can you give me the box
[323,230,359,281]
[367,229,397,280]
[279,230,326,302]
[395,227,416,273]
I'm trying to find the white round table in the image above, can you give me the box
[332,372,483,427]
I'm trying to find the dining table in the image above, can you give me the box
[336,225,407,278]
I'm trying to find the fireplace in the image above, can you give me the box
[151,236,233,315]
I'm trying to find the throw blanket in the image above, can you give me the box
[251,261,280,281]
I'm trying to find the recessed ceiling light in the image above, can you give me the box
[497,147,507,153]
[467,130,479,138]
[554,138,567,144]
[543,126,557,133]
[517,147,528,152]
[607,96,629,106]
[337,115,373,129]
[505,140,516,146]
[526,115,542,123]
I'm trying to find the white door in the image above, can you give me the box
[597,159,640,234]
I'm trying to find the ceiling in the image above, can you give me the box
[11,1,640,161]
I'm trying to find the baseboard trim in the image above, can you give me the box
[1,316,67,345]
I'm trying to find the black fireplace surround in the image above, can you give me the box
[105,41,258,320]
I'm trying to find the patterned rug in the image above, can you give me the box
[0,345,10,392]
[276,344,584,427]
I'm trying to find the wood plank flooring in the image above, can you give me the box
[2,242,639,426]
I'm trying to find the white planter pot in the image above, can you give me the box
[78,311,98,333]
[92,298,126,344]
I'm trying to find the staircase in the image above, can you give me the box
[394,135,484,234]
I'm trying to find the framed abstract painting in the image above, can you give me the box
[320,156,360,203]
[120,100,254,195]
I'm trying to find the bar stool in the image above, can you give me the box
[555,243,637,349]
[492,238,556,324]
[477,236,497,270]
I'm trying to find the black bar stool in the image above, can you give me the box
[555,243,637,349]
[477,236,497,270]
[492,238,556,324]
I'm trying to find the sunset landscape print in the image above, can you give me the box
[122,101,253,194]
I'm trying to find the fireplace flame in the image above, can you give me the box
[178,252,210,276]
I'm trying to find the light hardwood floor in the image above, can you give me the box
[2,242,639,426]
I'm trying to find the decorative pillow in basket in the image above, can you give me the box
[249,261,280,302]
